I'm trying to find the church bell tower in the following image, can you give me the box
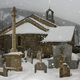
[46,0,55,23]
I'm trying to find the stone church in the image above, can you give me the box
[0,7,76,60]
[0,7,56,57]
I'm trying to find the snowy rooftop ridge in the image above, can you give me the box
[30,14,57,27]
[29,17,49,29]
[42,26,75,42]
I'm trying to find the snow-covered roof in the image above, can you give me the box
[30,17,49,29]
[6,22,47,35]
[30,14,57,27]
[42,26,75,42]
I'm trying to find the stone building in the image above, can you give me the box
[0,14,56,57]
[0,7,77,61]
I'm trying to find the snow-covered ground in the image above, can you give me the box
[0,58,80,80]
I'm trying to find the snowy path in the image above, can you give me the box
[0,59,80,80]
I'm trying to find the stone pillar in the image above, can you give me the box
[11,6,17,52]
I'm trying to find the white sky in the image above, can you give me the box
[0,0,80,24]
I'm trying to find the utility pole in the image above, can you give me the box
[11,6,17,52]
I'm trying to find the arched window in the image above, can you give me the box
[46,9,54,22]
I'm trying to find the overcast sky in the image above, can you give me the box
[0,0,80,24]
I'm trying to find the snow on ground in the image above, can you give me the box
[0,58,80,80]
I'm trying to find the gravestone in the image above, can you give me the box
[70,53,79,69]
[0,55,4,67]
[37,50,42,62]
[35,62,47,73]
[48,59,54,68]
[53,43,72,68]
[25,48,33,64]
[59,63,70,77]
[34,49,47,73]
[24,50,28,62]
[0,55,8,76]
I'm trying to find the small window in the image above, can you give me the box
[18,36,21,46]
[48,11,52,15]
[48,11,52,20]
